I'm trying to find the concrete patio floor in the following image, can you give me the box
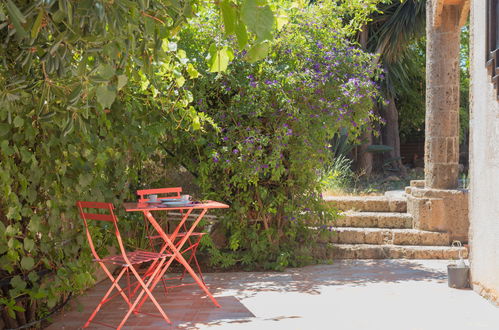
[47,260,499,329]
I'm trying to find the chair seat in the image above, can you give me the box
[96,250,171,266]
[147,232,207,240]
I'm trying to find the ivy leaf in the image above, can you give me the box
[207,45,234,73]
[28,271,39,283]
[5,225,19,237]
[24,238,35,251]
[117,75,128,91]
[176,76,186,87]
[28,215,41,233]
[220,0,236,35]
[192,116,201,130]
[186,64,200,79]
[235,19,249,49]
[98,64,116,81]
[78,173,93,188]
[31,288,48,299]
[0,255,14,273]
[241,0,274,42]
[245,41,271,63]
[10,275,27,291]
[21,256,35,270]
[1,140,14,156]
[0,123,10,137]
[13,115,24,128]
[96,85,117,109]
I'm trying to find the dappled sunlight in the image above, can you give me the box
[209,260,448,300]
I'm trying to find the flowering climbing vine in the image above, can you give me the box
[169,3,383,270]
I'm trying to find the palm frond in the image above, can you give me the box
[368,0,426,63]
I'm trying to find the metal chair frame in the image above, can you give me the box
[77,201,172,329]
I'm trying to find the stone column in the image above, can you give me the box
[425,1,462,189]
[406,1,470,243]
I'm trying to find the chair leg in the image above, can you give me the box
[97,262,133,307]
[117,259,171,329]
[84,267,127,328]
[191,244,205,283]
[179,238,205,283]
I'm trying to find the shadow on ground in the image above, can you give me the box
[47,260,451,329]
[209,259,448,298]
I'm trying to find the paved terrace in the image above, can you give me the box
[48,260,499,329]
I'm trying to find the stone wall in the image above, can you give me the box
[406,184,469,242]
[469,0,499,305]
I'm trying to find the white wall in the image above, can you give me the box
[469,0,499,304]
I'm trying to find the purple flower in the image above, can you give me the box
[213,157,219,163]
[233,149,239,154]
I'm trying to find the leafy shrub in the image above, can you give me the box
[0,0,210,324]
[171,4,382,270]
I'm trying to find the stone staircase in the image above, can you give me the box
[318,194,468,259]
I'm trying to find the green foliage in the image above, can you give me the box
[172,3,382,270]
[322,155,355,193]
[396,37,426,142]
[398,24,470,145]
[459,24,470,145]
[0,0,277,323]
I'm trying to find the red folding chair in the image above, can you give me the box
[136,187,207,290]
[76,201,172,329]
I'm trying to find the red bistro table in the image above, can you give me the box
[123,200,229,310]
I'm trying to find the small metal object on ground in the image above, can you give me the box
[447,241,470,289]
[447,264,470,289]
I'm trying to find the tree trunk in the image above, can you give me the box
[355,25,374,176]
[356,130,373,176]
[381,97,406,176]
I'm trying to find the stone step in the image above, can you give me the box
[333,211,413,229]
[320,244,468,259]
[324,195,407,213]
[323,228,450,246]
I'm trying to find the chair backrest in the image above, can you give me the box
[76,201,128,262]
[136,187,182,202]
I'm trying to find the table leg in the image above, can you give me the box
[140,210,220,309]
[130,209,195,305]
[140,209,194,280]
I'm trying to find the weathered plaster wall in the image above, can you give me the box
[469,0,499,305]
